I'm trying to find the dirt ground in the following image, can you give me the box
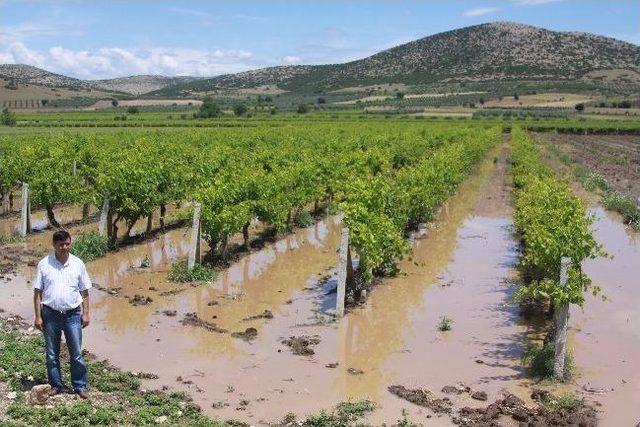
[535,133,640,198]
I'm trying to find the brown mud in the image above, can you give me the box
[1,139,638,424]
[535,132,640,198]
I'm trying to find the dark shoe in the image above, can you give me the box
[76,390,89,400]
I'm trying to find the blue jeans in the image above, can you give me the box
[41,305,87,392]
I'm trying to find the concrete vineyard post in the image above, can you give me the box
[19,183,31,237]
[187,202,202,270]
[98,192,109,237]
[553,257,572,379]
[335,227,351,317]
[72,160,77,177]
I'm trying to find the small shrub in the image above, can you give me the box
[71,232,109,262]
[294,211,313,227]
[437,315,453,331]
[126,106,139,114]
[1,108,17,126]
[335,400,376,421]
[168,260,214,283]
[325,202,339,215]
[582,172,609,192]
[602,191,640,229]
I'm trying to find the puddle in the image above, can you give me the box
[569,207,640,427]
[2,140,637,424]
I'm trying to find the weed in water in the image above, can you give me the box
[602,191,640,229]
[335,400,376,421]
[282,412,297,424]
[71,232,109,262]
[437,315,453,331]
[168,260,215,283]
[523,342,573,380]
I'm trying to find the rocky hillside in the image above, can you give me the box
[90,75,199,95]
[3,22,639,96]
[0,64,91,89]
[0,65,197,95]
[152,22,640,94]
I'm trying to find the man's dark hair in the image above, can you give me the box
[52,229,71,243]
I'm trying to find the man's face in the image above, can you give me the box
[53,238,71,259]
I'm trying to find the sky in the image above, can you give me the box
[0,0,638,80]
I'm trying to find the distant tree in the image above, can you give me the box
[618,100,632,109]
[198,96,222,118]
[296,103,309,114]
[0,108,16,126]
[233,103,248,116]
[469,103,476,108]
[575,103,585,112]
[598,102,606,108]
[111,99,119,107]
[513,93,519,100]
[127,106,139,114]
[317,97,326,104]
[396,92,405,100]
[479,97,485,105]
[270,107,277,115]
[264,95,273,103]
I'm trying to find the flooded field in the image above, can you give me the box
[1,141,639,425]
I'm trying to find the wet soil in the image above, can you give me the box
[535,133,640,198]
[181,312,228,334]
[2,138,638,424]
[453,390,598,427]
[282,335,321,356]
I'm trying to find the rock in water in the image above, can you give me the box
[28,384,51,405]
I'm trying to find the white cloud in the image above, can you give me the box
[282,55,302,64]
[463,7,502,17]
[0,43,257,79]
[0,22,83,44]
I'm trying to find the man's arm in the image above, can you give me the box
[33,290,43,330]
[81,290,90,328]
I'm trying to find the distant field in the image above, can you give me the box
[90,99,202,109]
[483,92,594,108]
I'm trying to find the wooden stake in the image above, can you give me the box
[98,192,109,237]
[335,227,350,317]
[553,257,572,379]
[187,203,202,270]
[19,183,31,237]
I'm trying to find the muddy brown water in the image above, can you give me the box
[1,142,638,425]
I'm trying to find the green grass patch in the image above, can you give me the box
[0,232,24,245]
[71,232,109,262]
[294,211,313,228]
[0,319,233,426]
[167,260,215,283]
[303,400,376,427]
[582,172,610,192]
[523,342,573,380]
[602,191,640,229]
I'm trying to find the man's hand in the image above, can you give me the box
[34,317,43,331]
[81,313,90,328]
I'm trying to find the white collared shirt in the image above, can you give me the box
[34,253,92,312]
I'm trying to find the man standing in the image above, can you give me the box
[33,230,92,399]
